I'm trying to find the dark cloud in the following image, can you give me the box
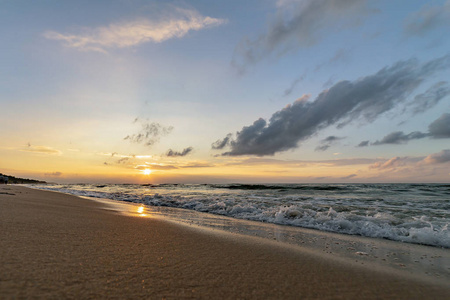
[211,133,232,150]
[219,55,450,156]
[124,119,173,146]
[428,113,450,138]
[367,113,450,146]
[357,140,369,147]
[423,149,450,164]
[372,131,429,145]
[232,0,372,69]
[315,136,345,152]
[166,147,193,157]
[404,1,450,37]
[409,81,450,115]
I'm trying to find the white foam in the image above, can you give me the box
[28,184,450,248]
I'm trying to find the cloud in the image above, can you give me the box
[369,157,407,170]
[409,81,450,115]
[232,0,372,69]
[135,164,178,171]
[117,157,130,164]
[211,133,232,150]
[357,140,369,147]
[124,119,173,147]
[219,55,450,156]
[44,7,226,52]
[166,147,193,157]
[44,172,62,177]
[340,174,357,179]
[225,157,382,167]
[147,164,178,170]
[366,113,450,146]
[20,144,62,155]
[283,75,305,97]
[423,149,450,164]
[372,131,429,145]
[315,135,345,152]
[180,162,214,168]
[404,1,450,37]
[314,48,350,72]
[428,113,450,138]
[98,152,152,159]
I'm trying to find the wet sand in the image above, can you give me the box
[1,185,449,299]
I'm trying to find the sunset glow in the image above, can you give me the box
[1,1,449,184]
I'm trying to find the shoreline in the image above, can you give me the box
[1,185,449,299]
[84,193,450,285]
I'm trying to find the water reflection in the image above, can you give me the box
[137,205,146,216]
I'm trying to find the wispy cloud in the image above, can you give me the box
[340,174,357,179]
[368,149,450,170]
[369,157,409,170]
[404,0,450,37]
[408,81,450,115]
[282,74,306,97]
[372,131,429,145]
[232,0,372,70]
[218,55,450,156]
[20,144,62,155]
[315,136,345,152]
[44,7,226,52]
[98,152,152,159]
[44,171,62,177]
[225,157,381,168]
[124,119,173,147]
[314,48,351,72]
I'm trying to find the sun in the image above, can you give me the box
[143,169,152,175]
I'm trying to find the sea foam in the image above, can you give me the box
[28,183,450,248]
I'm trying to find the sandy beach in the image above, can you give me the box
[1,185,449,299]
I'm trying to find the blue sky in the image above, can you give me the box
[1,0,450,183]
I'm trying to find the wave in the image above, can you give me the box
[28,183,450,248]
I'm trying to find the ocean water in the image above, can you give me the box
[28,183,450,248]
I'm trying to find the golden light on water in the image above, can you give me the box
[137,206,145,214]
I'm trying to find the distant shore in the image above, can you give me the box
[1,185,449,299]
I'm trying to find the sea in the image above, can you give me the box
[28,183,450,248]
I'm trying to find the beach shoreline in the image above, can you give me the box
[1,185,449,299]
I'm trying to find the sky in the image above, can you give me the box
[1,0,450,184]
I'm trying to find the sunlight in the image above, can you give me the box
[143,169,152,175]
[137,205,147,217]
